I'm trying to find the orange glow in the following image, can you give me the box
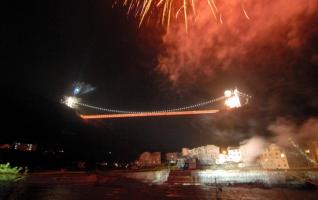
[80,109,219,119]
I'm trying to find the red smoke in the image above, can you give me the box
[157,0,318,85]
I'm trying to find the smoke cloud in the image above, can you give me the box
[152,0,318,147]
[157,0,318,85]
[268,117,318,147]
[236,117,318,164]
[239,136,267,164]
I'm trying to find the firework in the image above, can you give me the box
[72,82,95,96]
[114,0,250,32]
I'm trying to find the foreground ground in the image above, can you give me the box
[2,171,318,200]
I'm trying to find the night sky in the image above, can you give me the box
[2,0,318,160]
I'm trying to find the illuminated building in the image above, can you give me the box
[227,147,242,163]
[186,145,220,165]
[216,153,227,165]
[182,145,243,166]
[13,142,37,152]
[166,152,178,164]
[137,152,161,167]
[182,148,190,156]
[314,141,318,164]
[215,146,242,165]
[259,144,289,169]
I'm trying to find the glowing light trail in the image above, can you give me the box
[288,138,317,165]
[76,96,226,114]
[62,89,251,120]
[80,109,219,119]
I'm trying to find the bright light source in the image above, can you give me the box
[74,87,81,95]
[216,154,227,164]
[224,89,241,108]
[224,90,232,97]
[225,94,241,108]
[305,149,310,153]
[63,96,79,108]
[280,153,285,158]
[233,89,239,96]
[238,163,245,168]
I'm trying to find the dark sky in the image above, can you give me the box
[2,0,318,159]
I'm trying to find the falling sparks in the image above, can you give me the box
[114,0,251,32]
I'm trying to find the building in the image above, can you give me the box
[227,147,242,163]
[183,145,220,165]
[168,140,317,170]
[152,152,161,165]
[203,145,221,164]
[313,141,318,164]
[215,146,242,165]
[259,144,289,169]
[137,152,161,167]
[166,152,178,164]
[216,152,227,165]
[13,142,37,152]
[182,148,190,156]
[187,158,197,169]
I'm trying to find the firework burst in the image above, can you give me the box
[114,0,250,32]
[72,82,95,96]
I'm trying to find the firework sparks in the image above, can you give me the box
[72,82,95,96]
[114,0,250,32]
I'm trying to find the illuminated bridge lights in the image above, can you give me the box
[80,109,220,119]
[63,88,251,120]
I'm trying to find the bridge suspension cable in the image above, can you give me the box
[62,89,251,119]
[76,96,227,114]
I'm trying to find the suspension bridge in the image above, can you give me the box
[62,89,251,120]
